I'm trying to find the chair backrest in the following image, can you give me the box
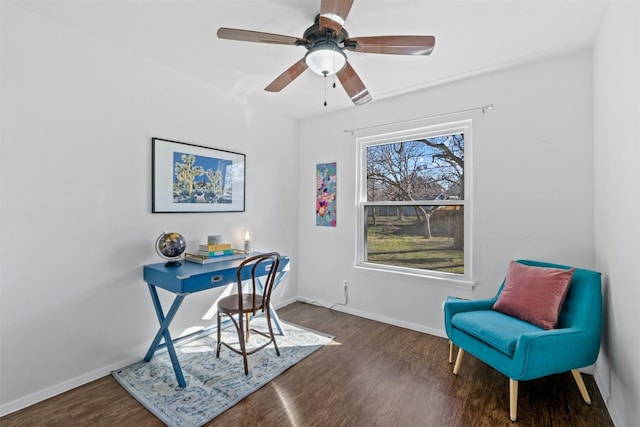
[235,252,281,314]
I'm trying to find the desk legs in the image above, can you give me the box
[144,284,187,388]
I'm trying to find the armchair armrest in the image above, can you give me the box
[510,326,600,380]
[445,298,496,315]
[443,297,497,338]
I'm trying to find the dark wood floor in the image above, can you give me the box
[1,302,614,427]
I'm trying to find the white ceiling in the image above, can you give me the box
[11,0,611,119]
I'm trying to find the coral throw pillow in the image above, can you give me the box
[492,261,575,329]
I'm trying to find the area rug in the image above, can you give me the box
[113,318,333,427]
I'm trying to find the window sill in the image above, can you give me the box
[354,263,475,290]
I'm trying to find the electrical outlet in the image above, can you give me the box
[341,280,349,306]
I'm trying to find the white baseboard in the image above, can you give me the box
[0,355,142,417]
[295,296,447,338]
[594,366,625,427]
[273,296,299,310]
[594,368,610,401]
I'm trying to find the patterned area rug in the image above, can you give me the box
[113,318,333,427]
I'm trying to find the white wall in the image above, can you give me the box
[593,2,640,426]
[0,4,298,414]
[297,51,595,336]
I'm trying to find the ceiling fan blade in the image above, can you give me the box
[346,35,435,55]
[217,28,306,46]
[264,59,309,92]
[319,0,355,35]
[336,62,372,106]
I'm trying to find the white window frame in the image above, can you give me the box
[355,120,474,288]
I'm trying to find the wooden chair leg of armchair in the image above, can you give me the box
[509,379,518,422]
[453,348,465,374]
[448,340,454,364]
[571,369,592,404]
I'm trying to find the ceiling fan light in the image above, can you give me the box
[304,45,347,76]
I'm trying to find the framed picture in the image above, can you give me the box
[152,138,245,213]
[316,162,337,227]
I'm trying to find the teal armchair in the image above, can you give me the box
[444,260,602,421]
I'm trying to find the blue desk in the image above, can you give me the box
[142,254,290,387]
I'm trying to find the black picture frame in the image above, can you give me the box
[152,137,245,213]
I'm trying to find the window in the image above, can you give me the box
[357,120,472,283]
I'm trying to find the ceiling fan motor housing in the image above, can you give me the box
[302,15,350,75]
[302,15,349,48]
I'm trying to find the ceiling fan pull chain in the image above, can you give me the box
[323,72,328,106]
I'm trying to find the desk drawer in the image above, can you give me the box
[144,263,236,294]
[179,267,236,293]
[179,262,274,293]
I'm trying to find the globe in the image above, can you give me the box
[155,232,186,267]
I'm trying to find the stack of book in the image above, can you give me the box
[184,242,246,264]
[198,242,233,257]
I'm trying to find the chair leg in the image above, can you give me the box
[509,379,518,422]
[236,317,249,375]
[216,311,222,357]
[571,369,592,404]
[245,313,250,342]
[453,348,465,374]
[448,340,454,364]
[266,311,280,356]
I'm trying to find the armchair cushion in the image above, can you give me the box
[452,310,543,356]
[492,260,574,329]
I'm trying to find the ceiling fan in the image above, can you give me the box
[217,0,435,106]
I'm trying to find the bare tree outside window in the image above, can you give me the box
[363,133,465,274]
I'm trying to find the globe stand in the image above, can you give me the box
[164,260,182,268]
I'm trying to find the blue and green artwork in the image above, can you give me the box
[173,152,232,204]
[316,162,337,227]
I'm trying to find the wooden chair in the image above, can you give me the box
[216,252,281,375]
